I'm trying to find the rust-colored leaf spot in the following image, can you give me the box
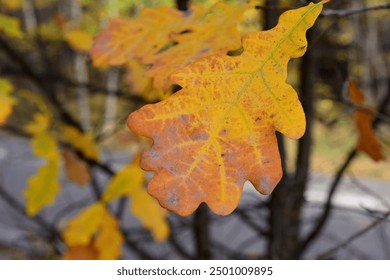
[128,2,324,216]
[348,80,385,161]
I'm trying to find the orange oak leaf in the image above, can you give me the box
[90,7,186,67]
[128,2,324,216]
[61,149,91,186]
[62,242,98,260]
[348,80,385,161]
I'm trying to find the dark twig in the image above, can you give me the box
[299,83,390,254]
[0,184,62,254]
[322,3,390,17]
[315,210,390,259]
[299,148,358,254]
[168,219,194,259]
[236,210,269,236]
[0,35,82,131]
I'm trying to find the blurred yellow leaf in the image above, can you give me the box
[95,209,123,259]
[91,7,185,67]
[62,203,123,259]
[0,13,23,37]
[125,59,166,101]
[102,158,144,202]
[32,133,58,160]
[62,202,105,246]
[38,21,63,41]
[25,114,51,135]
[65,30,94,52]
[61,149,91,186]
[24,160,60,216]
[146,2,247,90]
[60,125,100,161]
[0,0,23,11]
[131,188,170,241]
[0,78,16,126]
[92,2,248,90]
[102,155,170,241]
[24,113,61,216]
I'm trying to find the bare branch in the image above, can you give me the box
[322,3,390,17]
[315,210,390,259]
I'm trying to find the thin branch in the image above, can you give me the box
[299,148,358,253]
[315,210,390,259]
[299,82,390,254]
[0,35,82,131]
[322,3,390,17]
[168,218,194,259]
[235,209,269,237]
[0,184,62,251]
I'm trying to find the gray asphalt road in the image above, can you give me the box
[0,135,389,259]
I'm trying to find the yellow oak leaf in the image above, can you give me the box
[128,2,324,216]
[91,7,186,67]
[60,125,100,161]
[62,202,105,246]
[94,209,123,260]
[0,13,23,37]
[145,2,247,90]
[61,149,91,186]
[64,30,94,52]
[102,156,170,241]
[0,78,16,126]
[24,160,60,216]
[349,80,385,161]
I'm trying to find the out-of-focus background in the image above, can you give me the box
[0,0,389,260]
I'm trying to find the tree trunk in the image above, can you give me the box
[265,0,316,259]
